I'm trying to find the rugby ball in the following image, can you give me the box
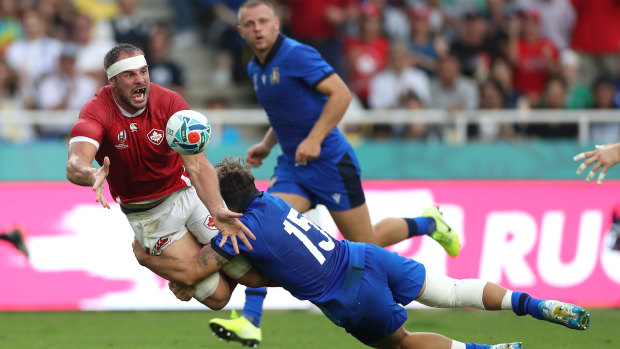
[165,110,211,155]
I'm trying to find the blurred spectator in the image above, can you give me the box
[342,1,389,107]
[5,10,62,109]
[0,0,23,55]
[109,0,151,51]
[528,0,575,50]
[73,0,120,41]
[570,0,620,86]
[367,0,410,42]
[526,75,577,138]
[205,96,242,145]
[35,0,74,40]
[368,42,430,109]
[399,91,428,139]
[590,75,620,143]
[70,13,115,85]
[476,78,519,140]
[449,9,494,80]
[490,57,523,108]
[280,0,358,79]
[167,0,199,48]
[428,54,478,111]
[407,3,447,76]
[147,24,187,97]
[35,43,98,138]
[203,0,247,86]
[560,49,592,109]
[508,7,558,106]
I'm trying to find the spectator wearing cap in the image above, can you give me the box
[530,0,575,50]
[342,1,389,107]
[507,6,558,106]
[35,43,99,138]
[570,0,620,86]
[407,3,446,76]
[590,75,620,143]
[560,49,592,109]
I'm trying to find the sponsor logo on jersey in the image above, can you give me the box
[130,123,138,132]
[252,73,258,91]
[204,215,217,230]
[332,193,341,204]
[151,237,170,255]
[261,74,266,85]
[148,129,164,145]
[270,67,279,84]
[115,130,128,149]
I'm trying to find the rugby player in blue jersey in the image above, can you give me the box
[210,1,460,344]
[133,157,590,349]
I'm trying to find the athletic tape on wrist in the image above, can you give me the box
[106,55,147,79]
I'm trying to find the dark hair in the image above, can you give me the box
[103,43,144,70]
[215,156,257,211]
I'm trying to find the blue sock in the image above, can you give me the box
[465,343,492,349]
[242,287,267,328]
[404,217,436,237]
[511,291,544,320]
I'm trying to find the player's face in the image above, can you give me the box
[238,4,280,56]
[110,55,150,113]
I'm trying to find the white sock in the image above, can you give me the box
[451,340,467,349]
[501,290,513,310]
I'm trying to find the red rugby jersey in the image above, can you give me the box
[69,83,190,204]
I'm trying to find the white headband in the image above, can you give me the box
[106,55,148,79]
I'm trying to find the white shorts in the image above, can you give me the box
[125,186,219,255]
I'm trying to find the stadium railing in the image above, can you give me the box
[2,109,620,144]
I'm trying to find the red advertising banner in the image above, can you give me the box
[1,180,619,310]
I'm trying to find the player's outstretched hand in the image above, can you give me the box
[246,142,271,168]
[213,208,256,254]
[574,143,620,184]
[93,156,110,208]
[295,137,321,165]
[169,281,196,301]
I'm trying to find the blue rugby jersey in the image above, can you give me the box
[212,191,365,322]
[247,34,350,161]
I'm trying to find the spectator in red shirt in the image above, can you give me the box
[342,2,389,107]
[280,0,358,78]
[570,0,620,86]
[508,7,558,106]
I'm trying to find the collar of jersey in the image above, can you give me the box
[112,92,146,117]
[253,33,285,68]
[238,189,263,213]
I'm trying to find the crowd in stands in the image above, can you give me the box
[1,0,620,143]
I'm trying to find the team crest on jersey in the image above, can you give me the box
[204,215,218,230]
[130,123,138,132]
[270,67,280,84]
[148,129,164,145]
[115,130,128,149]
[150,237,170,255]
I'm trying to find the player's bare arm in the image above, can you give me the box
[133,239,229,285]
[295,74,352,164]
[67,142,110,209]
[574,142,620,184]
[180,153,256,253]
[246,127,278,168]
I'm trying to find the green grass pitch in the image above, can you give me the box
[0,308,617,348]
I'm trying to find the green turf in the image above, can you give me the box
[0,308,617,349]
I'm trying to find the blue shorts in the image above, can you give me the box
[268,149,365,211]
[343,245,426,345]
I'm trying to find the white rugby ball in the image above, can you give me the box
[165,110,211,155]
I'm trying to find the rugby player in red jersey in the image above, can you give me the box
[66,43,256,308]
